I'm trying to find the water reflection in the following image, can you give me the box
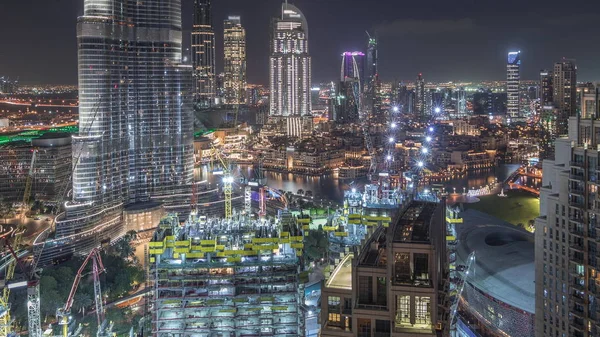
[195,164,522,203]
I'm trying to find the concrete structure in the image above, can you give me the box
[553,59,577,135]
[45,0,194,264]
[223,16,246,105]
[269,3,311,117]
[320,200,450,337]
[536,116,600,337]
[149,213,306,337]
[0,133,71,203]
[507,51,521,119]
[455,209,535,337]
[0,118,8,128]
[193,0,216,107]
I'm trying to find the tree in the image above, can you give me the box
[72,292,93,317]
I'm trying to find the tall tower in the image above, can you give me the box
[269,2,312,117]
[47,0,194,262]
[540,70,554,106]
[553,59,577,135]
[193,0,216,107]
[364,35,377,114]
[340,52,365,85]
[223,16,246,105]
[507,51,521,119]
[415,73,425,119]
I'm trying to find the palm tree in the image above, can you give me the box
[72,292,93,317]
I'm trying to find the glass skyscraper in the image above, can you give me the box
[223,16,246,105]
[507,51,521,119]
[269,3,312,117]
[45,0,194,262]
[193,0,216,107]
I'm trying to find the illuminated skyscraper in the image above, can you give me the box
[341,52,365,86]
[364,35,377,114]
[507,51,521,119]
[193,0,216,107]
[553,59,577,135]
[46,0,194,262]
[269,2,311,117]
[223,16,246,105]
[415,73,425,119]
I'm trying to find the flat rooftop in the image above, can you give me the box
[392,201,438,243]
[457,209,535,314]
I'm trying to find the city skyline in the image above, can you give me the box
[4,0,600,84]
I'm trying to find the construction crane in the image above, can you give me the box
[0,149,36,337]
[211,146,233,219]
[56,248,107,337]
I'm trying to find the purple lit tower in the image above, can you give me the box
[341,51,365,87]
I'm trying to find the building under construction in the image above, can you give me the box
[149,212,307,337]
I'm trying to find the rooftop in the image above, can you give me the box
[326,254,353,290]
[392,201,438,243]
[457,209,535,313]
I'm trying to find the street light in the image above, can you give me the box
[393,106,399,112]
[391,122,397,129]
[417,161,424,168]
[388,137,395,143]
[426,136,432,142]
[386,155,392,161]
[421,147,428,154]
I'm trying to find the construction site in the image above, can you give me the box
[148,211,308,337]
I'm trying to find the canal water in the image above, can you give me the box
[195,164,522,203]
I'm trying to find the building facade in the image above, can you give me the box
[193,0,216,107]
[536,116,600,337]
[269,3,311,117]
[341,52,365,87]
[553,59,577,135]
[0,134,71,203]
[415,73,425,120]
[46,0,194,263]
[223,16,246,105]
[320,200,449,337]
[507,51,521,119]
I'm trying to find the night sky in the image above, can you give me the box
[2,0,600,85]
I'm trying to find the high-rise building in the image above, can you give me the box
[45,0,194,263]
[269,2,311,117]
[341,52,365,86]
[553,59,577,135]
[150,213,306,337]
[415,73,425,119]
[363,35,377,114]
[507,51,521,119]
[320,200,449,337]
[223,16,246,105]
[365,35,377,90]
[540,70,554,106]
[535,116,600,337]
[193,0,216,107]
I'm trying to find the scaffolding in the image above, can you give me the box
[149,213,306,337]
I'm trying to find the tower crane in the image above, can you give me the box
[212,146,233,219]
[56,248,107,337]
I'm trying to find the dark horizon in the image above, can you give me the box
[2,0,600,85]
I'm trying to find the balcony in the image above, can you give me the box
[355,303,388,311]
[571,161,584,168]
[570,173,585,181]
[374,333,391,337]
[570,241,585,252]
[570,319,585,331]
[570,187,585,196]
[571,294,585,305]
[571,254,585,264]
[571,282,585,292]
[569,199,586,209]
[569,225,585,237]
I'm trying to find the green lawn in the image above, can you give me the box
[464,190,540,228]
